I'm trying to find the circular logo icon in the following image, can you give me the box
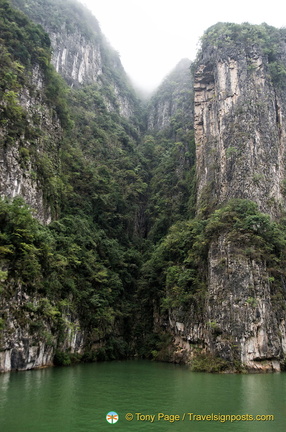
[125,413,134,421]
[106,411,119,424]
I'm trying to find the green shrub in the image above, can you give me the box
[191,353,230,373]
[53,351,81,366]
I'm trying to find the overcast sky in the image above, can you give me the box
[80,0,286,94]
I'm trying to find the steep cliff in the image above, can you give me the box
[195,23,286,218]
[0,0,143,372]
[0,0,66,223]
[0,0,85,371]
[194,23,286,371]
[2,2,286,374]
[11,0,140,119]
[147,58,194,133]
[152,23,286,372]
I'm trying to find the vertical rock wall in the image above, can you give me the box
[0,65,60,224]
[147,58,194,132]
[191,25,286,370]
[206,234,285,371]
[194,40,286,218]
[50,31,103,85]
[11,0,139,120]
[0,282,85,373]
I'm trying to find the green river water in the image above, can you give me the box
[0,360,285,432]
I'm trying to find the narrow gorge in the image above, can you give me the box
[1,0,286,373]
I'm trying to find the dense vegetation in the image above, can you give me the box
[146,199,286,309]
[199,22,286,87]
[144,59,195,241]
[0,0,145,361]
[0,0,198,362]
[1,2,286,369]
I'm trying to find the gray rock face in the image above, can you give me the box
[147,59,194,132]
[11,0,138,120]
[177,25,286,371]
[0,283,84,372]
[50,30,103,85]
[205,234,285,371]
[161,26,286,372]
[0,65,60,224]
[0,145,50,224]
[49,32,137,120]
[195,40,286,218]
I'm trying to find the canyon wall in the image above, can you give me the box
[0,65,60,224]
[2,5,286,373]
[1,0,141,372]
[147,58,194,133]
[11,0,139,119]
[168,24,286,371]
[194,24,286,218]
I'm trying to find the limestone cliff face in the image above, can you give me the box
[12,0,139,120]
[0,282,84,372]
[0,65,62,224]
[0,1,80,372]
[190,24,286,371]
[50,30,103,86]
[147,58,194,133]
[1,0,142,373]
[11,0,103,86]
[205,234,285,371]
[168,235,286,371]
[194,26,286,218]
[158,25,286,372]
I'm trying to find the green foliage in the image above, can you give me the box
[200,22,281,52]
[191,353,230,373]
[0,0,51,67]
[140,218,207,319]
[94,337,130,361]
[43,65,71,128]
[199,22,286,88]
[268,61,286,86]
[226,146,238,158]
[204,199,286,262]
[136,332,173,360]
[141,65,195,242]
[0,197,51,291]
[53,350,81,366]
[0,197,139,343]
[141,136,195,242]
[0,0,70,137]
[142,199,286,316]
[0,42,27,140]
[246,297,258,307]
[2,2,286,368]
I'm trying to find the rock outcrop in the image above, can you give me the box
[0,282,84,372]
[0,65,60,224]
[205,234,285,371]
[167,23,286,372]
[11,0,139,119]
[194,24,286,218]
[147,58,194,133]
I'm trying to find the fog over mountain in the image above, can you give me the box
[81,0,286,93]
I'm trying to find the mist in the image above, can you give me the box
[80,0,286,93]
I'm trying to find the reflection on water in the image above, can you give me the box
[0,361,285,432]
